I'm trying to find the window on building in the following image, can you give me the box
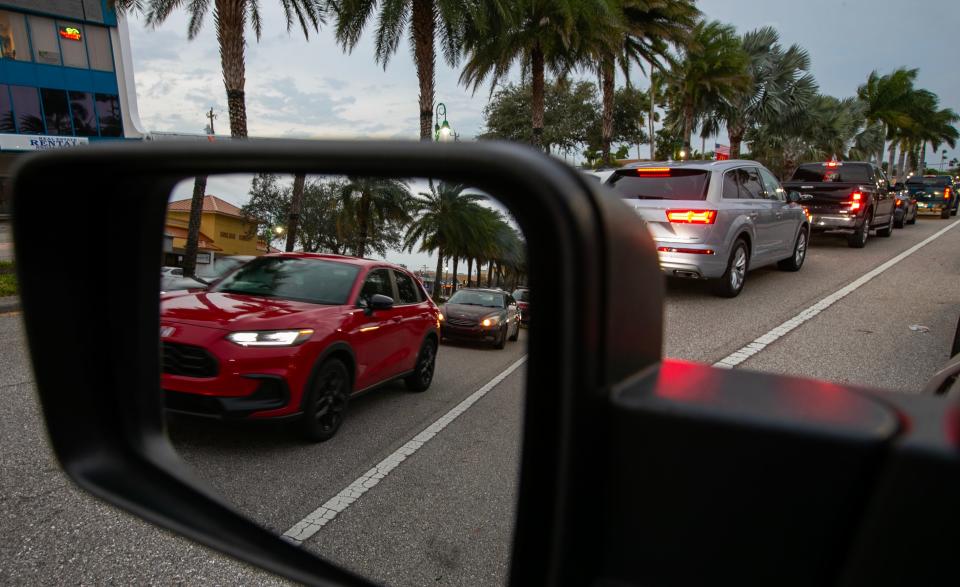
[10,86,43,134]
[57,21,88,68]
[85,25,113,71]
[69,91,97,136]
[28,16,60,65]
[95,93,121,137]
[0,85,13,133]
[0,10,30,62]
[40,88,72,135]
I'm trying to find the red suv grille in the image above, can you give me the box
[162,342,219,378]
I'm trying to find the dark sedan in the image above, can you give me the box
[891,184,918,228]
[512,287,530,326]
[440,288,521,349]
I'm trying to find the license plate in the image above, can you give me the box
[918,202,928,208]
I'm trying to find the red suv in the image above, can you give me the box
[160,254,441,441]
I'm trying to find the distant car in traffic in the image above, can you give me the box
[439,288,521,348]
[606,160,810,297]
[160,254,441,441]
[905,175,957,218]
[782,160,896,247]
[512,287,530,326]
[161,255,256,293]
[891,183,918,228]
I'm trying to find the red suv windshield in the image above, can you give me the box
[211,257,360,305]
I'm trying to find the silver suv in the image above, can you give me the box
[605,160,810,297]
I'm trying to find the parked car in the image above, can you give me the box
[160,253,441,441]
[606,160,810,297]
[512,287,530,326]
[905,175,957,218]
[161,255,256,293]
[891,183,918,228]
[439,288,521,348]
[782,160,896,247]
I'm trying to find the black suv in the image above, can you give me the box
[905,175,958,218]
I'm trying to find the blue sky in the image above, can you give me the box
[145,0,960,266]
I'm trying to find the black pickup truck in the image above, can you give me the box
[782,161,896,248]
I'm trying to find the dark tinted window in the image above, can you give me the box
[759,168,785,200]
[10,85,43,133]
[741,168,765,199]
[69,91,97,136]
[906,176,951,187]
[447,290,505,308]
[790,163,873,183]
[722,171,741,198]
[394,270,421,304]
[358,269,393,304]
[0,85,13,133]
[95,93,121,136]
[211,257,360,305]
[511,289,529,302]
[608,168,710,200]
[40,88,72,135]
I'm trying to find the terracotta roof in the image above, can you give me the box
[167,195,244,218]
[164,225,223,252]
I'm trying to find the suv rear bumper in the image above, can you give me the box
[656,245,726,279]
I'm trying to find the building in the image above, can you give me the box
[165,195,265,269]
[0,0,145,259]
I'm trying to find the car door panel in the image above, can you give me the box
[759,167,796,256]
[351,268,405,389]
[391,269,432,372]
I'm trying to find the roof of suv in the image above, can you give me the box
[264,252,405,269]
[620,160,765,172]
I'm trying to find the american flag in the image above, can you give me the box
[715,144,730,160]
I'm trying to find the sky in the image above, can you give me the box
[143,0,960,267]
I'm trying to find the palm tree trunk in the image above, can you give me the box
[486,261,494,288]
[895,147,907,184]
[600,55,615,165]
[531,44,545,151]
[356,193,370,258]
[729,123,745,159]
[919,140,927,172]
[433,252,444,300]
[182,176,207,278]
[466,258,473,287]
[476,259,482,287]
[877,124,886,167]
[648,65,656,159]
[216,0,247,138]
[451,255,460,294]
[887,141,897,179]
[683,98,694,157]
[285,173,305,252]
[412,0,435,141]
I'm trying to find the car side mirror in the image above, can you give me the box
[369,294,394,312]
[788,191,801,203]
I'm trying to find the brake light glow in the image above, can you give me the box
[896,199,903,207]
[657,246,715,255]
[848,191,863,211]
[637,167,672,173]
[825,160,842,168]
[666,209,717,224]
[945,187,952,200]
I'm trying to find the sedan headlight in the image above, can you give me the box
[226,329,314,347]
[481,315,501,328]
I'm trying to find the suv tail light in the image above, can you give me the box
[945,187,952,200]
[666,209,717,224]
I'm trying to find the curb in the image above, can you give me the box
[0,296,20,314]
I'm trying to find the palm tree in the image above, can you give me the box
[339,177,410,258]
[404,181,484,298]
[460,0,613,151]
[718,27,817,159]
[584,0,698,164]
[857,68,918,168]
[665,20,750,155]
[332,0,467,140]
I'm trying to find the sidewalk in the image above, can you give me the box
[0,296,19,314]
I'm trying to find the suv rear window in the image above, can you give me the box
[790,163,873,183]
[906,176,951,187]
[607,168,710,200]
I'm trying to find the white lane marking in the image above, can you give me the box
[282,355,528,545]
[713,219,960,369]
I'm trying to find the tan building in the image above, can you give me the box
[165,195,265,268]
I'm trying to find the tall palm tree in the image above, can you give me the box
[857,68,918,168]
[584,0,698,164]
[460,0,613,151]
[665,20,750,155]
[339,177,410,258]
[718,27,817,159]
[404,181,484,298]
[332,0,466,140]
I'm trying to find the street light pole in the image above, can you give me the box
[435,103,456,142]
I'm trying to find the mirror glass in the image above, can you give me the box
[160,172,527,584]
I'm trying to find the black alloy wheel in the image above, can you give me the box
[778,230,807,272]
[848,217,869,248]
[405,338,437,392]
[712,239,749,298]
[493,324,508,349]
[876,213,894,237]
[907,206,917,225]
[300,359,350,442]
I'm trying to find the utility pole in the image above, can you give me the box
[205,107,216,136]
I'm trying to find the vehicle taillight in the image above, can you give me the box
[945,187,952,200]
[666,209,717,224]
[636,167,671,177]
[896,199,903,207]
[848,191,863,212]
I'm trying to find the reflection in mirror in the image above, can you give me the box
[160,172,528,585]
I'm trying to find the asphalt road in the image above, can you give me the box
[2,216,959,585]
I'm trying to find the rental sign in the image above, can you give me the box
[0,134,89,151]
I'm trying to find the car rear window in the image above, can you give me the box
[607,168,710,200]
[211,257,360,305]
[789,163,872,183]
[906,176,951,188]
[512,289,529,302]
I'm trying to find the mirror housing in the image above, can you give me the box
[369,294,394,312]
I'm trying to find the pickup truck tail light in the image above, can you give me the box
[848,192,863,212]
[945,187,952,200]
[666,209,717,224]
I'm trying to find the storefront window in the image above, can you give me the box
[69,91,97,136]
[95,93,121,137]
[40,88,73,135]
[0,10,30,62]
[10,86,43,134]
[57,21,88,68]
[28,16,60,65]
[0,85,13,133]
[86,25,113,72]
